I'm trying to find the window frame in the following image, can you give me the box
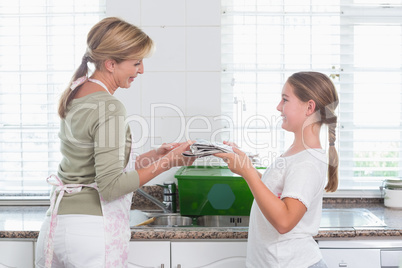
[221,0,402,198]
[0,1,106,203]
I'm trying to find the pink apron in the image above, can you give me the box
[44,175,133,268]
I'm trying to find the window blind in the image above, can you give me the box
[0,0,106,198]
[221,0,402,192]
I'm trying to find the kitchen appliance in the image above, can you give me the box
[175,166,264,216]
[382,179,402,209]
[319,239,402,268]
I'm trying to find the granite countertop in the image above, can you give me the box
[1,198,402,240]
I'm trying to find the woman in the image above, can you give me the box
[216,72,339,267]
[35,17,194,268]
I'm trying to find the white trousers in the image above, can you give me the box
[35,215,105,268]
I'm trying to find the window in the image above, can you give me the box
[221,0,402,194]
[0,0,106,199]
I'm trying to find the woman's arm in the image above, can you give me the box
[136,142,195,186]
[215,147,306,234]
[135,143,182,169]
[93,99,194,201]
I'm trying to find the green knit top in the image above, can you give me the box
[51,91,140,216]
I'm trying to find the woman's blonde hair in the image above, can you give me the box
[58,17,154,118]
[287,72,339,192]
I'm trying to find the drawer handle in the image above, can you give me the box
[339,263,348,267]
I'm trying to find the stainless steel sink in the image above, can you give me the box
[197,215,249,227]
[131,212,249,228]
[130,211,193,228]
[320,208,386,228]
[148,214,193,227]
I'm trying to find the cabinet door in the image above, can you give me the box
[171,241,247,268]
[129,241,170,268]
[0,241,34,268]
[320,248,380,268]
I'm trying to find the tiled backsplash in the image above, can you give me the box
[108,0,223,156]
[131,185,172,211]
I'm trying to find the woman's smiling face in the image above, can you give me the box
[276,82,309,133]
[113,59,144,88]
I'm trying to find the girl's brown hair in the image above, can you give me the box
[58,17,154,118]
[287,72,339,192]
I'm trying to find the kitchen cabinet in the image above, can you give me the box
[128,240,247,268]
[129,241,170,268]
[0,240,34,268]
[171,241,247,268]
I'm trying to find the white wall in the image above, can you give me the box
[106,0,222,184]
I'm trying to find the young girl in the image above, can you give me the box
[215,72,338,268]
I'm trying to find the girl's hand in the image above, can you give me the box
[223,140,239,148]
[215,147,254,177]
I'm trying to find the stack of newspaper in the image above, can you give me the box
[182,139,233,158]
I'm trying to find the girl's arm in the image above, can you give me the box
[215,147,306,234]
[222,141,263,179]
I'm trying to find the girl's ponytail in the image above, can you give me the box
[325,122,339,192]
[288,71,339,192]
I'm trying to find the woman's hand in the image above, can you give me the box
[136,142,191,170]
[137,141,196,186]
[155,142,181,158]
[160,141,196,169]
[215,147,254,178]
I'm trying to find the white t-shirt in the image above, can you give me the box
[246,149,327,268]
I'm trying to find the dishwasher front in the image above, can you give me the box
[318,239,402,268]
[381,249,402,268]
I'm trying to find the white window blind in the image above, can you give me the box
[0,0,106,198]
[221,0,402,192]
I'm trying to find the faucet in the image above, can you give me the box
[136,181,177,213]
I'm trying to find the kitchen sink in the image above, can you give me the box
[130,211,249,228]
[130,212,194,228]
[148,214,193,227]
[197,215,249,227]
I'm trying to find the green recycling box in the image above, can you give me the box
[175,166,263,216]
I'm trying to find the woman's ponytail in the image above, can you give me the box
[57,54,89,119]
[57,17,154,119]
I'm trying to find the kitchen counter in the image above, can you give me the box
[1,199,402,240]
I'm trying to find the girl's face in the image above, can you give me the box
[113,59,144,88]
[276,82,309,133]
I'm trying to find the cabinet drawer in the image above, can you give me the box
[171,241,247,268]
[129,241,170,268]
[0,241,34,268]
[321,248,380,268]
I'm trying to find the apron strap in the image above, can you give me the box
[44,174,98,268]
